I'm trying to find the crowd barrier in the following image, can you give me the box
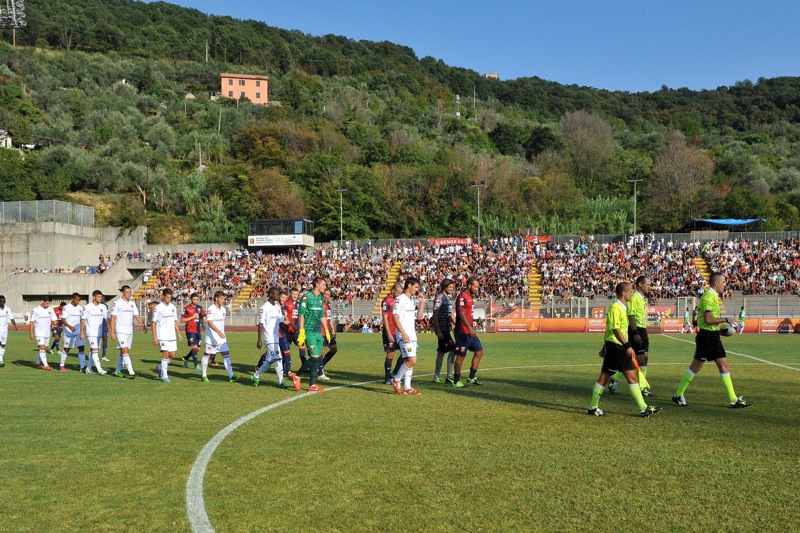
[494,317,800,334]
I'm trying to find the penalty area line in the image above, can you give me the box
[660,334,800,371]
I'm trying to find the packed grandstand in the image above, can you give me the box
[12,236,798,312]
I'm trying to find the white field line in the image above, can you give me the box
[660,334,800,371]
[187,354,797,531]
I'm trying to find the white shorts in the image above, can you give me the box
[87,336,102,351]
[205,341,230,355]
[63,334,85,350]
[158,340,178,353]
[399,339,418,359]
[263,345,281,364]
[0,330,7,345]
[36,336,51,348]
[116,333,134,350]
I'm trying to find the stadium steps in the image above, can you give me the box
[527,264,543,307]
[233,265,270,309]
[135,266,165,299]
[694,257,726,313]
[694,257,711,281]
[372,261,402,314]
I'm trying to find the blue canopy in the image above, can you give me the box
[694,218,765,226]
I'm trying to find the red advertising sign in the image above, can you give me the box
[495,318,540,333]
[587,318,606,333]
[758,318,800,334]
[427,238,470,246]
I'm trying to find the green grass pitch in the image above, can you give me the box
[2,331,799,531]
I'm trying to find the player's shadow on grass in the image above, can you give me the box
[315,369,390,392]
[12,359,41,369]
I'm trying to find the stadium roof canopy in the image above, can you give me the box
[687,218,766,230]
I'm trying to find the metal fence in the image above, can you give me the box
[0,200,95,227]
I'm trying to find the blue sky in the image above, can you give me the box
[145,0,799,93]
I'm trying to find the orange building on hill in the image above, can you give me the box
[220,73,269,105]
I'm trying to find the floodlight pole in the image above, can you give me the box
[336,187,347,246]
[628,178,643,237]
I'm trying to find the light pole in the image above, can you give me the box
[628,178,643,238]
[336,187,347,247]
[472,180,486,246]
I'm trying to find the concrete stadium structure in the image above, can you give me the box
[0,222,238,313]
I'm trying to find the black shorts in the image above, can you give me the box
[437,332,455,353]
[382,331,397,353]
[628,326,649,355]
[694,329,726,361]
[601,341,635,375]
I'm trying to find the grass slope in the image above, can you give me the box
[2,332,798,532]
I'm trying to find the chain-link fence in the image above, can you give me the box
[0,200,95,227]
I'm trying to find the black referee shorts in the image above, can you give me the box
[628,326,649,355]
[601,341,636,375]
[437,331,455,353]
[694,329,726,361]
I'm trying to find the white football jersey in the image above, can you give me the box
[111,298,139,334]
[62,303,84,333]
[82,302,108,337]
[259,301,283,345]
[31,305,58,337]
[206,304,227,344]
[0,305,13,331]
[153,302,178,341]
[392,294,418,341]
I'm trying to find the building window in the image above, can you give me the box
[228,79,232,85]
[240,92,245,98]
[239,79,245,86]
[256,80,260,87]
[228,91,233,97]
[256,92,260,99]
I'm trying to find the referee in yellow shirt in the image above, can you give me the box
[608,276,652,396]
[588,282,661,418]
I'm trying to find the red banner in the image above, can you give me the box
[539,318,586,333]
[758,318,800,334]
[495,318,540,333]
[427,238,470,246]
[522,236,552,243]
[587,318,606,333]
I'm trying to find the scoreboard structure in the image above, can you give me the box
[247,219,315,248]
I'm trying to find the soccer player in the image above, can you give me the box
[297,277,327,392]
[317,287,337,380]
[59,293,87,372]
[453,277,485,388]
[110,285,145,378]
[608,276,652,396]
[432,279,457,384]
[588,282,661,418]
[100,295,110,361]
[391,277,425,395]
[180,293,205,370]
[202,291,239,383]
[672,273,753,409]
[30,296,58,370]
[0,295,19,367]
[680,307,693,334]
[50,302,65,355]
[152,288,182,383]
[81,290,109,375]
[265,287,306,375]
[737,306,746,334]
[252,287,295,389]
[381,283,403,384]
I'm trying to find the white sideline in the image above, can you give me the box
[661,334,800,371]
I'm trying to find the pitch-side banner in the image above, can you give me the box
[495,318,540,332]
[759,318,800,333]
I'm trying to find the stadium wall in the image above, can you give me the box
[0,223,148,269]
[494,317,799,334]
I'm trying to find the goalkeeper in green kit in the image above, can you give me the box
[297,277,328,392]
